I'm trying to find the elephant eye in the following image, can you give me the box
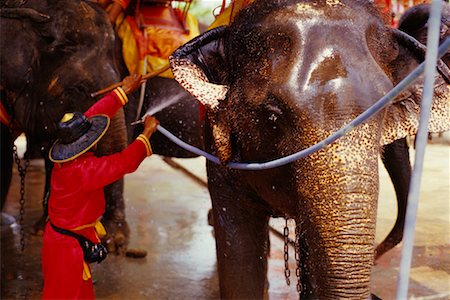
[264,98,283,123]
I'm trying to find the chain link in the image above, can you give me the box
[283,218,291,286]
[294,222,302,294]
[10,130,30,252]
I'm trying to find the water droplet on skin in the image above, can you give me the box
[222,207,226,212]
[272,185,276,190]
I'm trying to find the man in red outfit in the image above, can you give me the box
[42,74,158,299]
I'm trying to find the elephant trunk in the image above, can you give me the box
[296,122,380,299]
[309,192,377,299]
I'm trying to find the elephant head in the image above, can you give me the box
[170,0,450,298]
[1,0,131,252]
[1,0,121,151]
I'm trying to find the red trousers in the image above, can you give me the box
[42,224,94,299]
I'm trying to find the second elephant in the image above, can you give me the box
[170,0,450,298]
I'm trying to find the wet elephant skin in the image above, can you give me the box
[0,0,129,252]
[376,2,450,259]
[170,0,450,298]
[1,0,206,253]
[124,76,204,158]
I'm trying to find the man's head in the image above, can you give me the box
[49,112,110,163]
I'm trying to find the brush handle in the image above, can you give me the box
[90,64,170,98]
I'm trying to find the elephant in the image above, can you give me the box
[0,0,204,253]
[375,2,450,260]
[0,0,131,251]
[114,47,204,159]
[170,0,450,298]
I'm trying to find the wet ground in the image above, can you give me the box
[1,137,449,299]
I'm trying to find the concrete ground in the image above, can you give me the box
[1,137,449,299]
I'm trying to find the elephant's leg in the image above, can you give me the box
[96,110,130,254]
[376,138,411,259]
[102,178,130,254]
[208,172,270,299]
[1,123,13,210]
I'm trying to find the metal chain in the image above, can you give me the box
[10,127,30,252]
[283,218,291,286]
[295,222,302,294]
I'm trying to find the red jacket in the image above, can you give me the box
[42,88,152,299]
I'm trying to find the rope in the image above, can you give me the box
[156,37,450,171]
[396,0,444,298]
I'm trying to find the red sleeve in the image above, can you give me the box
[85,87,128,118]
[80,135,152,191]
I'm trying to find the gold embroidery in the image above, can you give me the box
[137,134,152,156]
[114,87,128,105]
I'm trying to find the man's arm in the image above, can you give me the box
[80,115,159,191]
[84,87,128,118]
[84,74,142,118]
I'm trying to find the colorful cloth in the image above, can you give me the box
[116,4,199,78]
[42,88,152,299]
[372,0,432,27]
[0,100,10,126]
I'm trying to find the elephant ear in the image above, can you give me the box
[380,30,450,146]
[170,26,229,111]
[170,26,233,163]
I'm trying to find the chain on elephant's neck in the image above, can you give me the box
[283,217,302,294]
[9,120,30,252]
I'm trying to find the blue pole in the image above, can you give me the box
[396,1,444,298]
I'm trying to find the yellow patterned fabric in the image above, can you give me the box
[208,0,254,29]
[116,12,199,78]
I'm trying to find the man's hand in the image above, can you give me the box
[121,74,142,94]
[142,115,159,139]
